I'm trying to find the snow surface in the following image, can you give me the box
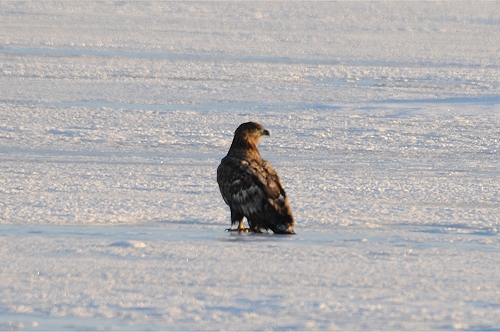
[1,1,499,330]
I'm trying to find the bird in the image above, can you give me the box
[217,122,295,234]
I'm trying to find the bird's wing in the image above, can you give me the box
[217,156,292,227]
[250,159,292,217]
[217,157,265,217]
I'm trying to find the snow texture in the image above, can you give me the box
[1,1,499,330]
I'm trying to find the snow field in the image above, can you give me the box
[1,1,500,330]
[2,104,498,228]
[2,225,500,330]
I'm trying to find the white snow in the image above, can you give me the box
[1,1,499,330]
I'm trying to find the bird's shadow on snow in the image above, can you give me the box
[220,230,297,243]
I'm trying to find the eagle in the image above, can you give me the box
[217,122,295,234]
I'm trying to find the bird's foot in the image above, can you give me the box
[226,227,252,233]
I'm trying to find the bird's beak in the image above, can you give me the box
[262,129,270,136]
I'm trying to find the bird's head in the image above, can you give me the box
[234,122,270,144]
[229,122,270,154]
